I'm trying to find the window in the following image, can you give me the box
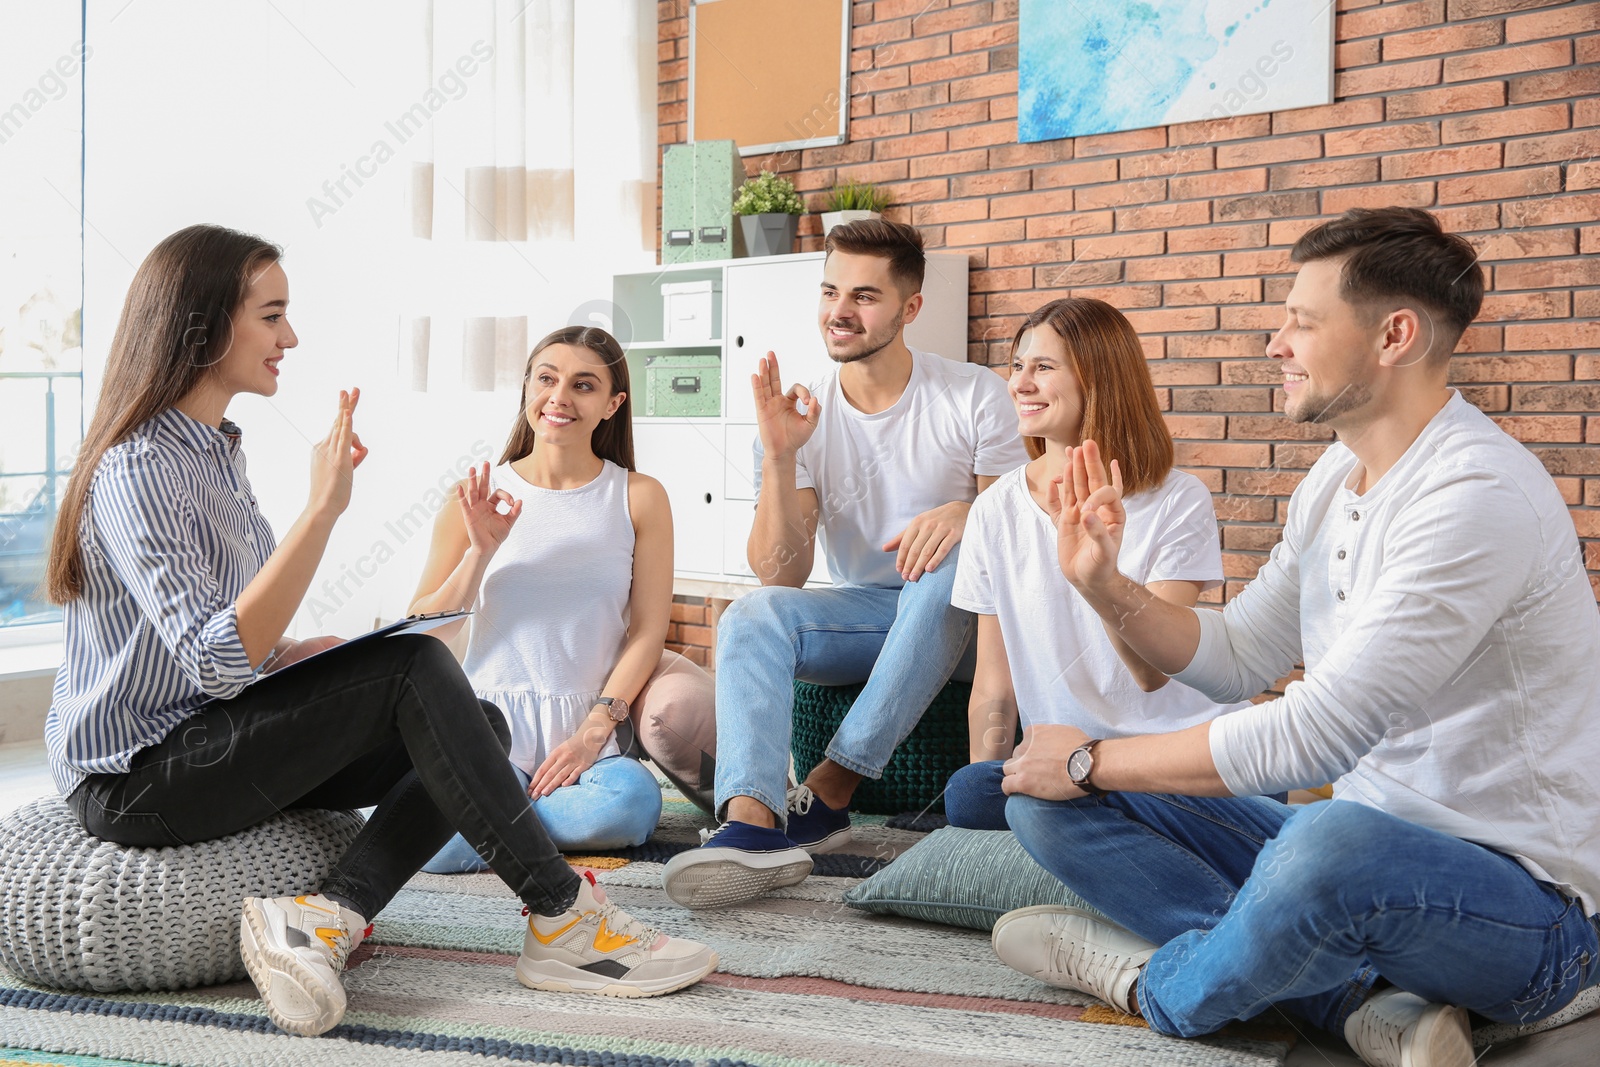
[0,8,85,630]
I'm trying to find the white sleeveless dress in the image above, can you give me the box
[462,459,634,772]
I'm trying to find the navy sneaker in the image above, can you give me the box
[661,820,813,909]
[784,785,853,853]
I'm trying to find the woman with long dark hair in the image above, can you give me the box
[44,225,716,1039]
[409,326,717,868]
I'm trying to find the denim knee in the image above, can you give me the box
[715,586,784,646]
[945,761,1009,830]
[1242,801,1378,902]
[595,758,664,846]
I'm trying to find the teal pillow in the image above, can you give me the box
[842,825,1108,931]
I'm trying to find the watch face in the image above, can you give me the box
[1068,748,1092,783]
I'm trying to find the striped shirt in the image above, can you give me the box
[46,407,275,794]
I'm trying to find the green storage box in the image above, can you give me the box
[662,141,746,263]
[643,354,721,417]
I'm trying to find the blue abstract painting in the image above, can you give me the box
[1018,0,1333,142]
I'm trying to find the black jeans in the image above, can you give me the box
[66,634,580,919]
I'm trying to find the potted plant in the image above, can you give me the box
[733,170,805,257]
[820,179,892,234]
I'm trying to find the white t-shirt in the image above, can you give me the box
[754,348,1028,588]
[953,464,1247,738]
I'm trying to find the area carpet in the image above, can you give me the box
[0,793,1296,1067]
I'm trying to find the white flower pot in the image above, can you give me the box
[821,210,880,235]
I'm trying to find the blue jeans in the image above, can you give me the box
[1006,792,1600,1038]
[714,545,974,825]
[423,756,663,872]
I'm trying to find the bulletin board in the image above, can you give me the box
[688,0,850,155]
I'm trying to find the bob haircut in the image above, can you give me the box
[1010,297,1174,497]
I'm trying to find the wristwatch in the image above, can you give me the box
[1067,739,1105,796]
[594,696,630,723]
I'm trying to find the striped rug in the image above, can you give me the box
[0,795,1295,1066]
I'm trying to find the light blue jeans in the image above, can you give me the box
[713,545,974,825]
[1005,792,1600,1038]
[422,756,662,872]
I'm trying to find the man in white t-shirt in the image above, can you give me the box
[663,219,1028,909]
[985,207,1600,1067]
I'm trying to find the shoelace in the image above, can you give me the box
[322,924,354,971]
[787,784,817,816]
[1349,1002,1406,1061]
[1046,923,1128,1002]
[594,898,665,948]
[520,901,664,950]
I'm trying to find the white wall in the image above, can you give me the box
[82,0,657,637]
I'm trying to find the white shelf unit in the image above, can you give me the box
[614,250,970,589]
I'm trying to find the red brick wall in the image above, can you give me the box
[657,0,1600,663]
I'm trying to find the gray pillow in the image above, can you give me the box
[842,825,1107,931]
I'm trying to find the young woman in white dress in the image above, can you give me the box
[411,326,716,869]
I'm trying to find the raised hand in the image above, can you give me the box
[308,388,368,519]
[1047,439,1126,591]
[457,462,522,555]
[752,353,820,461]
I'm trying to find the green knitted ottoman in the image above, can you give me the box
[791,679,971,815]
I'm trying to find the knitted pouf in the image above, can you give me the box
[0,795,363,993]
[792,680,971,814]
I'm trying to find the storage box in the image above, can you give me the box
[643,354,721,417]
[661,141,747,264]
[662,280,719,342]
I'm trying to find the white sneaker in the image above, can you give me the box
[991,905,1156,1014]
[518,871,718,997]
[1343,988,1474,1067]
[239,893,366,1037]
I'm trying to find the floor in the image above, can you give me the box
[2,739,1595,1064]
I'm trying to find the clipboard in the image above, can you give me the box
[262,609,472,675]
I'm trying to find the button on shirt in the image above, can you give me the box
[46,409,275,794]
[1176,392,1600,914]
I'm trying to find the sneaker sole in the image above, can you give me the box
[662,851,813,908]
[239,899,345,1037]
[793,826,853,855]
[1406,1003,1473,1067]
[515,950,719,998]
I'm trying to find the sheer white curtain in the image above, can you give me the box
[402,0,656,393]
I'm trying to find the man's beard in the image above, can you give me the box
[826,310,904,364]
[1288,379,1372,425]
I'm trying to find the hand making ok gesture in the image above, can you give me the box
[751,352,821,461]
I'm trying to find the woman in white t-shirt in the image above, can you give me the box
[947,298,1247,829]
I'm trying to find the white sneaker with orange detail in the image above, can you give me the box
[239,893,368,1037]
[517,870,718,997]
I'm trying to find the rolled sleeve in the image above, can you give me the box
[91,453,258,698]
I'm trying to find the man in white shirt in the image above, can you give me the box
[987,207,1600,1067]
[663,219,1028,909]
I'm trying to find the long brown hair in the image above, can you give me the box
[1012,298,1174,496]
[47,224,282,602]
[498,326,635,470]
